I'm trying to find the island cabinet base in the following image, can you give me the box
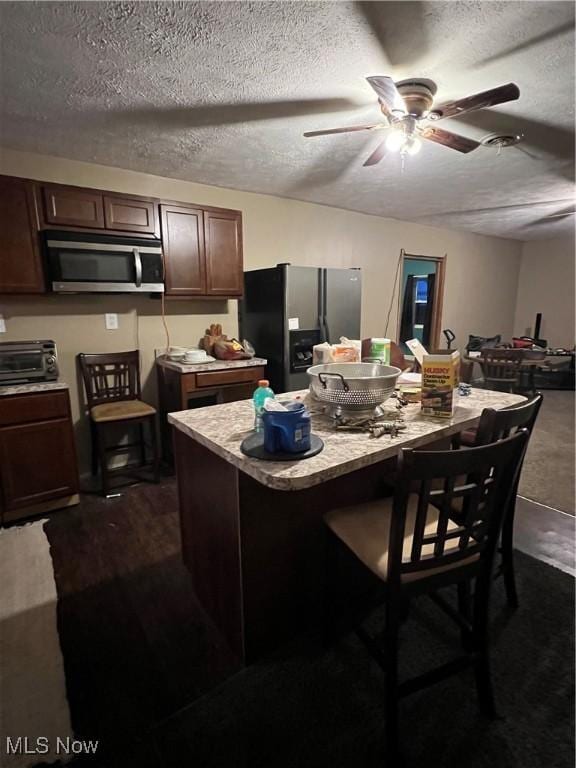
[173,428,397,663]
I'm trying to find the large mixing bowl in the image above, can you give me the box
[307,362,401,411]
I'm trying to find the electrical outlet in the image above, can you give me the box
[0,314,5,333]
[105,313,119,330]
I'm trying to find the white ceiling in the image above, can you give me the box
[0,1,574,241]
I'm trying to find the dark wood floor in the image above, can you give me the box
[43,478,240,768]
[39,475,574,768]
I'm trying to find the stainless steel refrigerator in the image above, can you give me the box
[239,264,361,393]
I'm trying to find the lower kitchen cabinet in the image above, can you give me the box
[0,389,80,524]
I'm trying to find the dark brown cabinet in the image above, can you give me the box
[0,173,242,297]
[43,185,105,228]
[0,175,44,293]
[0,389,80,524]
[104,195,157,234]
[161,205,206,296]
[204,210,243,296]
[161,204,243,297]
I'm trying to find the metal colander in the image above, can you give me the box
[307,363,401,411]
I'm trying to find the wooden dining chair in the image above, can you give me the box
[78,351,159,496]
[479,347,526,392]
[520,349,547,394]
[324,431,528,764]
[458,394,543,608]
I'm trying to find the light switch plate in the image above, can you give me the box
[0,314,6,333]
[105,313,119,330]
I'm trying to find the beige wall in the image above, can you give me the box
[0,147,522,473]
[513,236,575,349]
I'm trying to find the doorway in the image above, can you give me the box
[398,253,445,354]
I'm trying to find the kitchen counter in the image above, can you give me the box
[157,356,267,373]
[0,381,69,397]
[171,385,524,663]
[169,387,524,491]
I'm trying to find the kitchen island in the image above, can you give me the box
[169,388,524,662]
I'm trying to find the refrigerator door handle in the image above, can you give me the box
[317,268,327,342]
[322,268,330,343]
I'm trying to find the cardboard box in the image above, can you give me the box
[421,350,460,418]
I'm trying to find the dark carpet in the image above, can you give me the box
[41,483,574,768]
[155,551,574,768]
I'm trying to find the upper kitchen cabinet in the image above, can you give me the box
[161,204,206,296]
[42,184,105,229]
[41,183,160,237]
[161,204,243,298]
[0,175,45,294]
[103,195,158,235]
[204,210,243,297]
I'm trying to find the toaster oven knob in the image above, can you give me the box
[46,356,56,365]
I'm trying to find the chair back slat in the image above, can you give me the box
[78,351,141,408]
[388,432,528,584]
[479,348,525,391]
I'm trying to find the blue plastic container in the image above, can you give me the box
[262,401,311,454]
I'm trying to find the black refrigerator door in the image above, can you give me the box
[324,268,361,343]
[284,266,322,392]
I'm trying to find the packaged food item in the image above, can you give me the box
[368,338,391,364]
[313,342,334,365]
[421,350,461,418]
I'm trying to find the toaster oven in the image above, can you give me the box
[0,340,59,385]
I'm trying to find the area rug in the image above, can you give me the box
[0,521,73,768]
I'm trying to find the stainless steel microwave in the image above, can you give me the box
[0,340,58,385]
[46,232,164,293]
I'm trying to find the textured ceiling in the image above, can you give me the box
[0,1,574,240]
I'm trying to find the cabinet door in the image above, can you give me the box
[161,205,206,295]
[43,185,105,228]
[104,195,157,234]
[0,418,79,510]
[0,176,44,293]
[204,210,243,296]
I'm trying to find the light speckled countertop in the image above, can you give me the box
[0,381,69,397]
[157,356,267,373]
[169,388,525,491]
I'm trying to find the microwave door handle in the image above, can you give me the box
[133,248,143,288]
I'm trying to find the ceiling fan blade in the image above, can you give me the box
[366,76,405,117]
[431,83,520,120]
[363,140,388,167]
[303,124,382,138]
[420,127,480,153]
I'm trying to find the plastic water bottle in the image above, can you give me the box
[253,379,275,432]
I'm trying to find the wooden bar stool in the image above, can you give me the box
[324,432,528,764]
[78,351,159,496]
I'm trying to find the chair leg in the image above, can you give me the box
[457,580,473,651]
[150,415,160,483]
[471,575,497,719]
[384,602,401,765]
[90,419,99,476]
[139,423,146,467]
[501,502,519,609]
[96,424,110,497]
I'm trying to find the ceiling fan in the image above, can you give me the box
[303,77,520,166]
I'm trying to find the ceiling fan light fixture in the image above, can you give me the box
[385,129,406,151]
[404,137,422,156]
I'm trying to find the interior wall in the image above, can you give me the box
[0,147,522,473]
[513,236,575,348]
